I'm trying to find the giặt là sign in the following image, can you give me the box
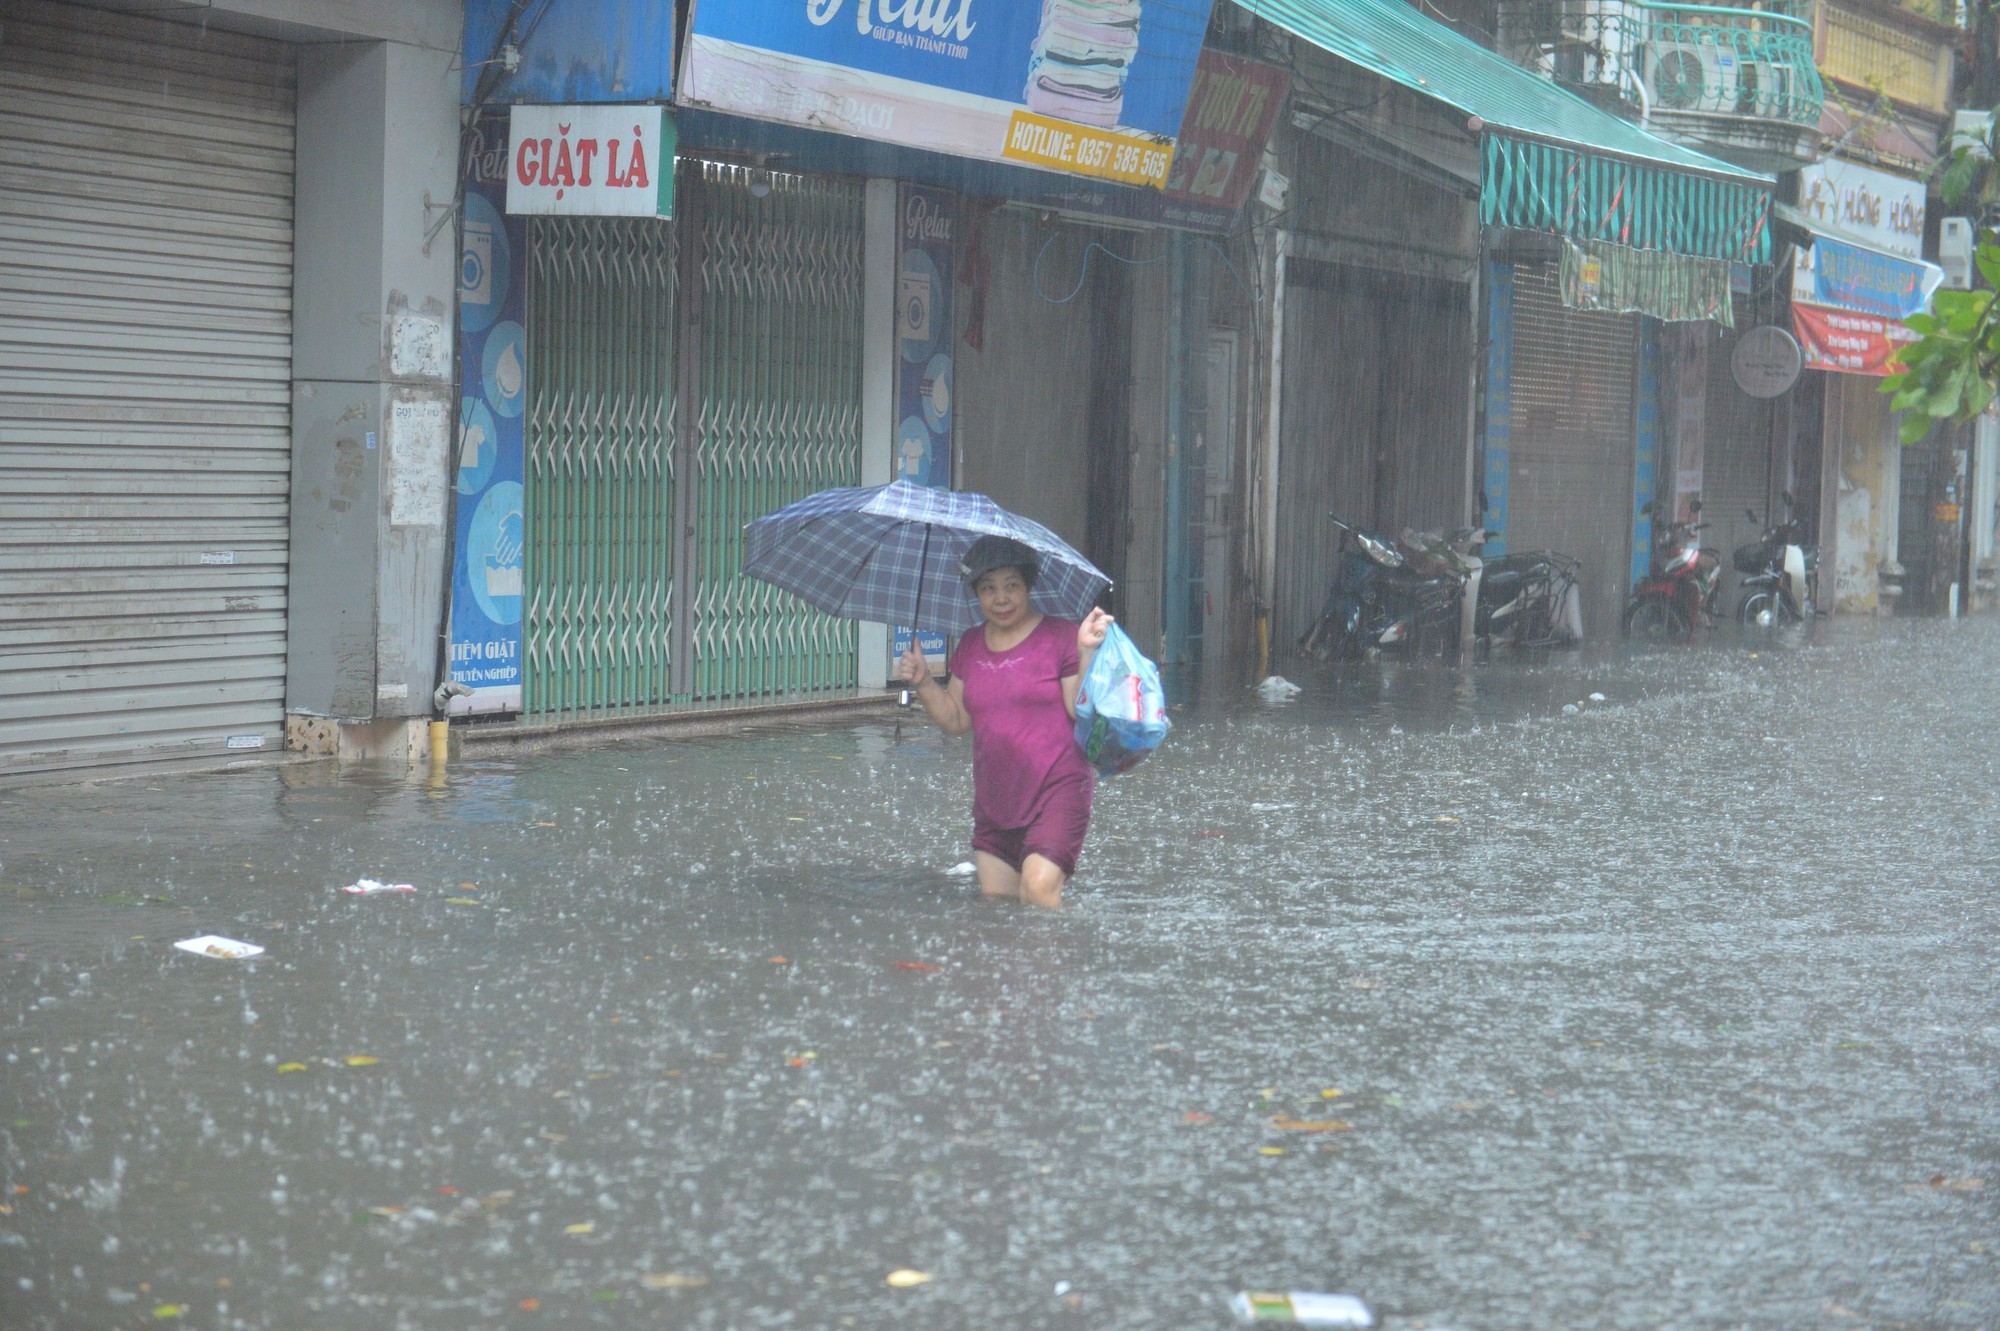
[505,104,675,217]
[677,0,1215,190]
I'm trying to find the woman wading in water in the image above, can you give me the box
[895,535,1112,909]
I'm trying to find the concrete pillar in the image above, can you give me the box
[284,32,459,746]
[857,177,897,689]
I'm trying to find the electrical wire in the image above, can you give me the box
[1031,228,1173,304]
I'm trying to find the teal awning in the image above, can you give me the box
[1237,0,1773,263]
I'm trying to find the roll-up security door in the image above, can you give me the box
[1505,260,1636,638]
[0,0,296,774]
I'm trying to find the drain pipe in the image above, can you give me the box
[431,681,473,769]
[1622,63,1652,129]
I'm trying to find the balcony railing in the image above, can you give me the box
[1819,2,1953,114]
[1499,0,1824,127]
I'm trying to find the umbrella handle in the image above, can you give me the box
[911,522,932,636]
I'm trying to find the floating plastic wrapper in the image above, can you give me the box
[341,879,415,895]
[1230,1291,1373,1327]
[173,936,265,961]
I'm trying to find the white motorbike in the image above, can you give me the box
[1733,492,1816,627]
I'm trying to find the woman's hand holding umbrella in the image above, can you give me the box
[896,639,969,735]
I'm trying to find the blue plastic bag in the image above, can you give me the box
[1073,622,1170,776]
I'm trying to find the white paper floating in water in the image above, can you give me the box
[1562,703,1581,714]
[341,879,415,895]
[945,862,978,878]
[1256,675,1304,700]
[173,936,265,961]
[1589,692,1607,702]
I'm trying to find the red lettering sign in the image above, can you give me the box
[1791,300,1919,378]
[1161,51,1290,227]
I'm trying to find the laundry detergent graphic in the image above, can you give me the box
[484,507,524,598]
[1025,0,1142,129]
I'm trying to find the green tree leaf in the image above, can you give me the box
[1967,375,1996,419]
[1942,153,1980,208]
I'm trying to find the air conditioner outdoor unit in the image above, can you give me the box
[1640,41,1738,113]
[1952,109,1993,161]
[1940,217,1974,291]
[1735,58,1794,117]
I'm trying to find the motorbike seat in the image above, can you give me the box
[1483,569,1525,595]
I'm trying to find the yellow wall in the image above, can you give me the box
[1829,374,1896,613]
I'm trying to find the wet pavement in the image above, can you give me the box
[2,617,1996,1331]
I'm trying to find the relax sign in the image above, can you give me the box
[505,105,675,218]
[678,0,1211,189]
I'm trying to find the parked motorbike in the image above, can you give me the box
[1734,492,1817,627]
[1299,517,1469,662]
[1624,499,1719,640]
[1391,526,1487,663]
[1473,545,1584,658]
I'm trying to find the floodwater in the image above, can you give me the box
[2,619,1996,1331]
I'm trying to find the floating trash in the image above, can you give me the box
[1588,691,1607,702]
[172,936,264,961]
[944,862,978,877]
[1256,676,1304,700]
[1230,1291,1373,1326]
[341,879,415,895]
[640,1273,709,1290]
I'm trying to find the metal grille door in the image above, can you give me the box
[1273,261,1472,648]
[0,1,295,775]
[690,165,863,701]
[523,217,677,720]
[1505,260,1637,637]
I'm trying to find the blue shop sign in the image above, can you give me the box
[1795,235,1940,321]
[462,0,676,105]
[680,0,1216,188]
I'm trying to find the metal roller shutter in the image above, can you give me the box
[1703,306,1783,600]
[0,1,295,776]
[1273,260,1471,650]
[1505,260,1636,639]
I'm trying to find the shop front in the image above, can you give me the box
[1785,158,1942,615]
[1240,0,1770,656]
[0,1,299,774]
[5,0,461,778]
[446,0,1226,723]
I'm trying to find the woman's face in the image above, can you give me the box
[974,567,1031,629]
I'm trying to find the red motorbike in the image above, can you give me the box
[1623,498,1720,640]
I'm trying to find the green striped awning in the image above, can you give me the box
[1238,0,1773,263]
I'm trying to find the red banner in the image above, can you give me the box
[1791,300,1919,377]
[1160,51,1289,228]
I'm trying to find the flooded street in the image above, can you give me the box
[2,619,1996,1331]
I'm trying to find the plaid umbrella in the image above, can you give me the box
[742,480,1111,636]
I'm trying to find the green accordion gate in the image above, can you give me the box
[690,163,864,700]
[522,166,865,721]
[524,216,677,719]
